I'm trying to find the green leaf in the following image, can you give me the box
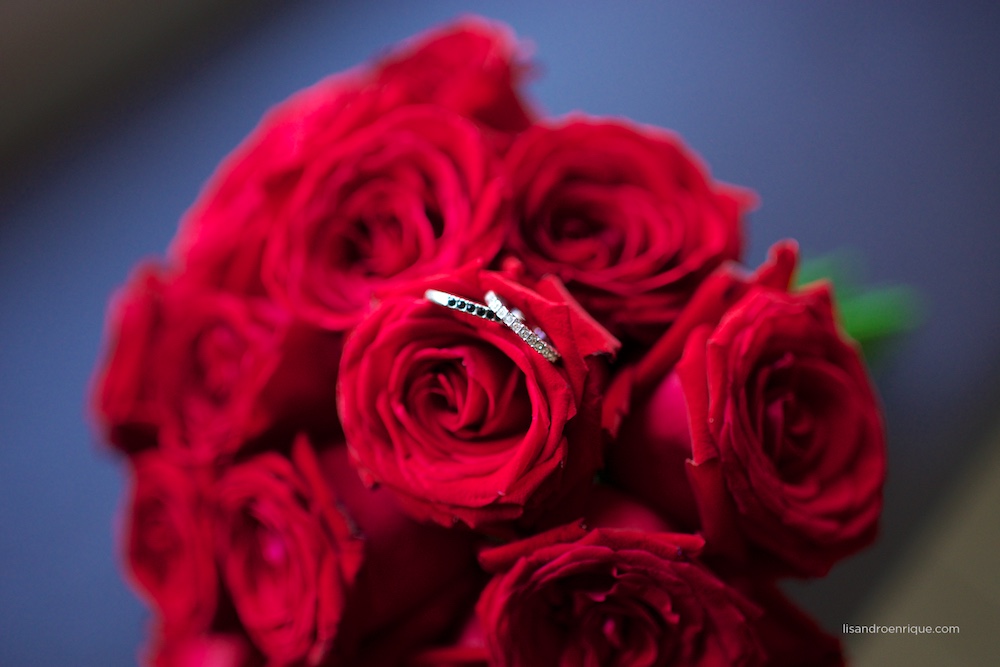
[794,251,922,355]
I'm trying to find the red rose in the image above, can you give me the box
[262,105,510,330]
[584,488,845,666]
[213,438,364,665]
[124,451,217,644]
[373,16,536,136]
[92,266,287,463]
[611,257,885,577]
[338,266,618,531]
[172,18,531,300]
[476,525,766,667]
[171,74,389,296]
[504,117,749,345]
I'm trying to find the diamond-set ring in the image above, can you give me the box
[484,291,561,363]
[423,288,561,363]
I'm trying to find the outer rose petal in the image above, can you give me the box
[92,264,289,465]
[373,16,537,136]
[92,265,169,453]
[124,451,217,643]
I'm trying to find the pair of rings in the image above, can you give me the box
[424,289,561,363]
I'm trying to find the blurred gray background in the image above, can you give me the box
[2,1,999,664]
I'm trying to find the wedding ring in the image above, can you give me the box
[424,289,500,322]
[484,291,561,363]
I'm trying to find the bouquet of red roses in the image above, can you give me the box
[92,17,885,667]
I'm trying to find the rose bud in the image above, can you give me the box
[337,266,619,532]
[213,438,364,666]
[610,250,885,577]
[261,104,510,331]
[504,117,750,347]
[124,451,217,644]
[476,525,767,667]
[91,265,287,463]
[373,16,537,138]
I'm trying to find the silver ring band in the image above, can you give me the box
[484,291,561,363]
[424,289,500,322]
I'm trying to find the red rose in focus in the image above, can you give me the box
[504,117,749,346]
[262,105,509,330]
[374,16,536,136]
[125,451,217,644]
[213,439,364,665]
[613,272,885,577]
[338,266,618,531]
[476,526,766,667]
[92,266,287,463]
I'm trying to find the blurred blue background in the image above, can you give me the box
[2,1,999,664]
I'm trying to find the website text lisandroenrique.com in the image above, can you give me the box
[843,624,960,635]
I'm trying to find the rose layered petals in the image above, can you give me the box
[124,452,217,643]
[171,74,391,296]
[92,265,288,464]
[263,105,509,330]
[611,250,885,577]
[93,266,168,453]
[683,285,885,576]
[172,16,534,299]
[338,266,618,531]
[476,528,766,667]
[214,439,364,665]
[505,118,750,346]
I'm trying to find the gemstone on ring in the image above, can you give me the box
[424,289,501,323]
[483,291,561,363]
